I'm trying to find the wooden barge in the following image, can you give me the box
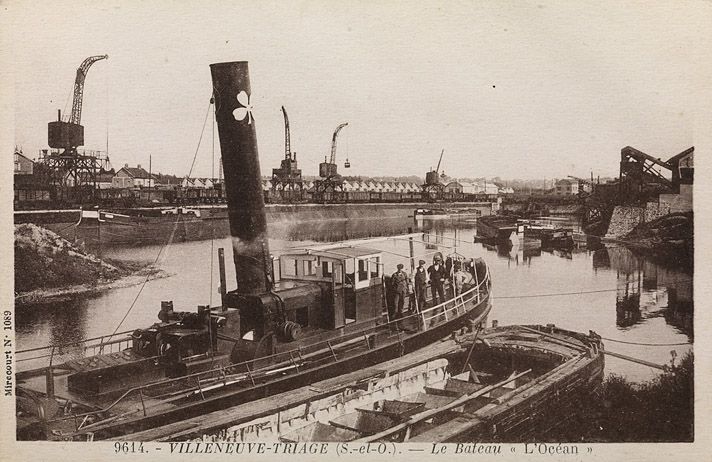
[476,215,575,249]
[113,325,604,442]
[475,215,519,242]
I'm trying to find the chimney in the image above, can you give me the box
[124,163,128,168]
[137,164,141,169]
[210,61,270,295]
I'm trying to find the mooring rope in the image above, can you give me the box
[493,288,619,299]
[599,337,692,347]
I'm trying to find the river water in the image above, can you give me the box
[15,215,693,382]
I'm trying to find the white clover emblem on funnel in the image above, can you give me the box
[232,91,254,124]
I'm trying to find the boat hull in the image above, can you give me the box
[113,325,603,443]
[476,216,518,241]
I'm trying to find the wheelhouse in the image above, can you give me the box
[276,246,384,330]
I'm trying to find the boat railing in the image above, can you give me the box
[16,329,138,369]
[41,266,491,433]
[418,266,491,330]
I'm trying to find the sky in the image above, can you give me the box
[4,0,709,181]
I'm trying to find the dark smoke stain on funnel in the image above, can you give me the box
[210,61,271,295]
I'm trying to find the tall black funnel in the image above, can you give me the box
[210,61,270,295]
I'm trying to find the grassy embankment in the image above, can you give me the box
[552,352,694,442]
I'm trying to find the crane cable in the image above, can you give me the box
[187,99,214,179]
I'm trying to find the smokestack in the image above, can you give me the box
[210,61,270,295]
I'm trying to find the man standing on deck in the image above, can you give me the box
[428,255,447,307]
[412,259,428,311]
[453,261,473,295]
[391,263,410,318]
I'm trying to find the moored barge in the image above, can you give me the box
[114,324,604,442]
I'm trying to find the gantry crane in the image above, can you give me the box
[422,149,446,201]
[271,106,304,201]
[313,123,349,201]
[42,55,108,203]
[318,122,349,179]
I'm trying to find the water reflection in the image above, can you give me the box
[476,234,693,340]
[601,245,693,338]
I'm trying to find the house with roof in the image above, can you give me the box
[96,169,115,189]
[445,181,463,194]
[113,164,155,188]
[555,178,579,196]
[14,149,33,176]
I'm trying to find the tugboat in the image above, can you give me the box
[15,61,492,441]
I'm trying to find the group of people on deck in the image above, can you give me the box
[388,254,480,319]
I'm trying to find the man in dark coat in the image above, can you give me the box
[412,259,428,310]
[427,255,447,307]
[390,263,410,318]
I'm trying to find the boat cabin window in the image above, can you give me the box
[353,254,382,290]
[345,259,355,285]
[322,261,333,278]
[358,259,368,282]
[303,260,317,276]
[282,258,298,277]
[370,256,381,279]
[279,254,342,282]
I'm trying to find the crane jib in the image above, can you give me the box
[70,55,108,125]
[329,122,349,164]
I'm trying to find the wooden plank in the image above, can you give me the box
[410,355,601,442]
[356,369,532,442]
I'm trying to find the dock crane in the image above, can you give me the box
[422,149,446,201]
[48,55,109,153]
[313,122,349,201]
[282,106,292,160]
[42,54,109,203]
[319,122,349,179]
[271,106,304,200]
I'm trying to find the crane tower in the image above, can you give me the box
[271,106,304,202]
[40,55,108,203]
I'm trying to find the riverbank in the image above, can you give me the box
[617,212,693,270]
[14,224,167,305]
[549,352,693,442]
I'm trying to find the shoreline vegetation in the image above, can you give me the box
[14,224,167,306]
[551,352,694,442]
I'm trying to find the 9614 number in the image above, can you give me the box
[114,442,146,454]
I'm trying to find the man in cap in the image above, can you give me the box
[412,259,428,310]
[427,255,447,307]
[390,263,410,318]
